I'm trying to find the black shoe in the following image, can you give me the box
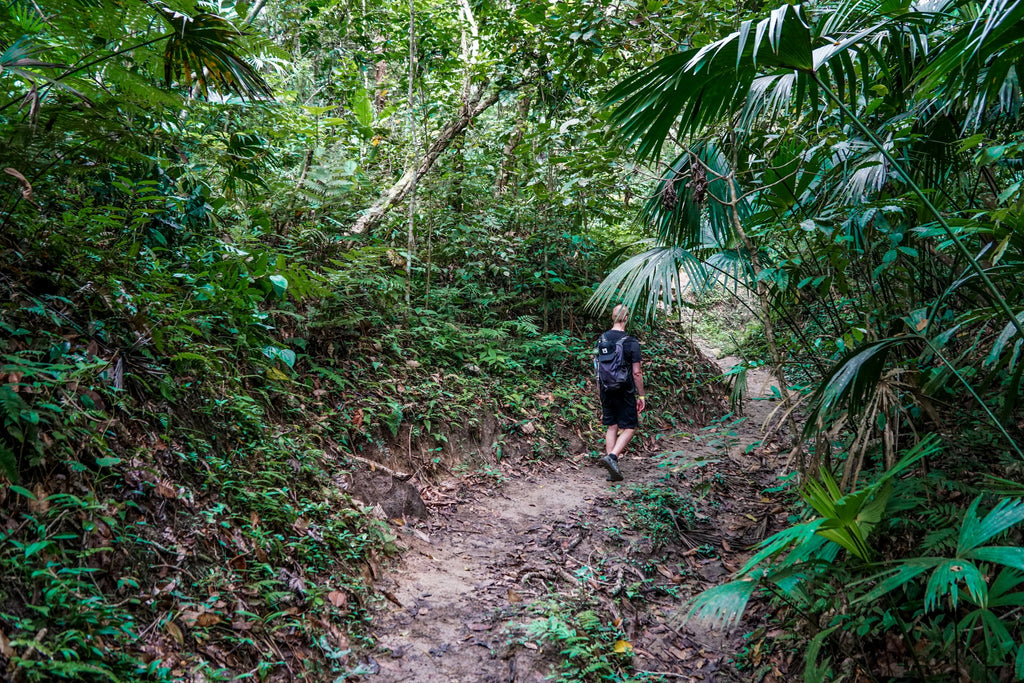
[599,454,623,482]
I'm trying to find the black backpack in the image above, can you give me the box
[594,333,631,392]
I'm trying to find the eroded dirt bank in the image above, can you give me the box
[365,355,792,682]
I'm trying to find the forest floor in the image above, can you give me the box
[364,347,795,683]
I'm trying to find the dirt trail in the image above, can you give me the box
[366,349,790,682]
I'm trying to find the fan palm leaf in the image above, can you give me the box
[587,243,708,321]
[159,9,272,100]
[803,337,910,437]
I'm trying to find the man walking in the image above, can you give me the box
[594,305,646,482]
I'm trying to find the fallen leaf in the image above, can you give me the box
[466,622,491,631]
[195,613,221,628]
[0,629,14,657]
[154,480,176,499]
[722,539,732,552]
[231,619,254,632]
[507,589,522,604]
[613,639,633,654]
[327,591,347,609]
[522,642,538,650]
[165,621,184,645]
[267,367,290,381]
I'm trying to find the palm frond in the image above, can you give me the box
[683,578,759,629]
[925,559,987,611]
[586,243,706,321]
[957,496,1024,555]
[803,337,908,437]
[160,8,272,100]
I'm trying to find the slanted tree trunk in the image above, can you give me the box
[350,88,501,236]
[494,93,531,196]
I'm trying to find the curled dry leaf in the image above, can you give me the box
[3,168,36,206]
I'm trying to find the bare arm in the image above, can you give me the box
[632,362,646,412]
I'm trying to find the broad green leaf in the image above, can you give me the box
[352,88,373,128]
[269,274,288,296]
[9,484,36,500]
[25,540,51,558]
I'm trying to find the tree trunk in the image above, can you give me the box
[494,93,531,196]
[350,88,501,236]
[373,32,387,111]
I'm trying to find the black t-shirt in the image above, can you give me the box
[599,329,642,390]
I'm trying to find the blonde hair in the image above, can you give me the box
[612,305,629,324]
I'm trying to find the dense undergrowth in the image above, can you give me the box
[0,0,738,677]
[0,181,726,680]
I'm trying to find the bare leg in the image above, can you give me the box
[605,425,619,454]
[611,428,635,457]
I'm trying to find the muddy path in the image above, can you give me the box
[365,351,793,682]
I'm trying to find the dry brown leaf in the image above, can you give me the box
[522,642,538,650]
[466,622,490,631]
[327,591,347,609]
[3,168,35,205]
[231,619,254,632]
[194,613,221,628]
[165,621,184,645]
[28,484,49,514]
[179,610,201,627]
[154,481,176,499]
[0,629,14,657]
[507,589,521,604]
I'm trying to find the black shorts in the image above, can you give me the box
[601,389,638,429]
